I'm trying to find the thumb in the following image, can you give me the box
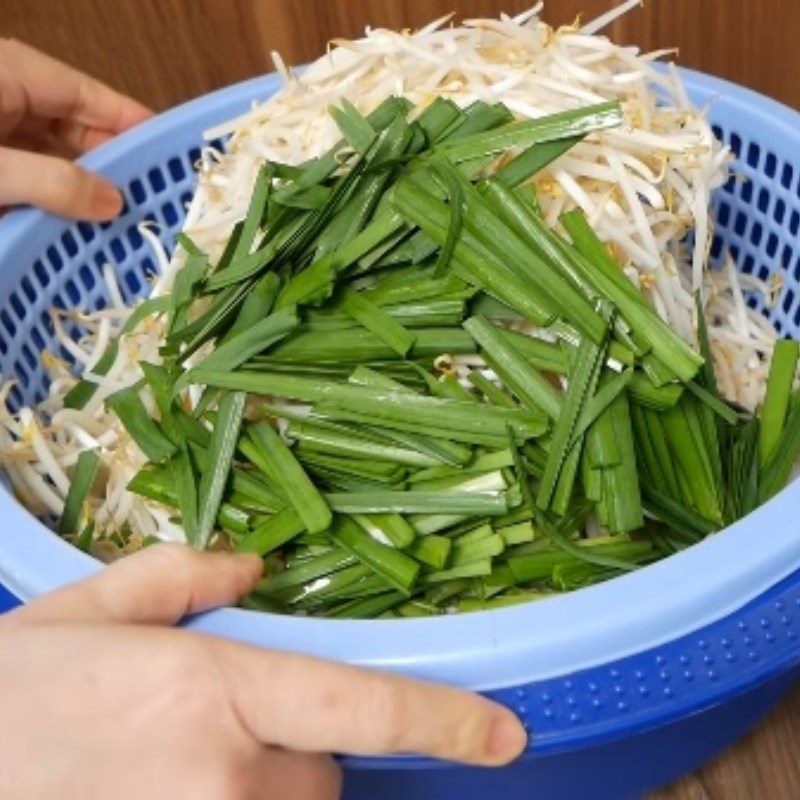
[0,145,123,220]
[10,544,263,625]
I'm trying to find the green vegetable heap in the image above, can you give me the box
[59,95,800,617]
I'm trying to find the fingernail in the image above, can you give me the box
[93,182,123,219]
[485,714,527,763]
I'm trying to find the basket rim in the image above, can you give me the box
[0,66,799,693]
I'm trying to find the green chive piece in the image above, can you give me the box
[598,390,644,533]
[266,326,474,363]
[628,372,684,410]
[508,540,652,584]
[258,549,356,594]
[171,445,199,543]
[760,339,799,466]
[329,592,406,619]
[353,513,416,548]
[450,533,504,567]
[537,322,607,512]
[642,486,718,539]
[324,491,507,516]
[57,450,100,536]
[687,380,739,425]
[236,508,305,555]
[464,315,561,419]
[168,251,208,337]
[438,101,622,162]
[229,163,272,264]
[406,534,452,569]
[561,209,702,382]
[289,420,444,467]
[273,96,411,206]
[428,158,465,277]
[340,290,416,356]
[195,391,247,549]
[332,516,420,592]
[177,306,299,395]
[492,327,569,375]
[496,136,584,187]
[248,421,332,534]
[498,521,535,546]
[760,392,800,502]
[661,397,722,523]
[189,370,547,443]
[75,520,95,552]
[221,272,282,346]
[724,417,760,520]
[231,470,286,513]
[569,369,632,447]
[329,98,378,154]
[391,178,555,326]
[423,559,493,583]
[106,387,176,463]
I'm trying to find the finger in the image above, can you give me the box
[13,544,263,625]
[216,642,528,767]
[1,39,152,134]
[55,119,122,155]
[5,131,75,161]
[7,118,108,158]
[0,146,122,220]
[254,750,341,800]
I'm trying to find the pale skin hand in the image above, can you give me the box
[0,39,152,220]
[0,545,527,800]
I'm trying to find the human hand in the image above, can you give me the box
[0,545,527,799]
[0,39,152,220]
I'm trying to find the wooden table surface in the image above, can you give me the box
[2,1,799,796]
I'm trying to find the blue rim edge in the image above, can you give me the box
[0,68,798,723]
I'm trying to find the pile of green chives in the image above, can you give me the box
[59,95,800,618]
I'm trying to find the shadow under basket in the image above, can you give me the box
[0,68,799,799]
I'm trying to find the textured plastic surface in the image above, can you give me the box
[0,67,799,776]
[0,582,16,614]
[344,670,800,799]
[361,559,800,796]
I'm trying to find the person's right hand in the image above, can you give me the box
[0,545,527,799]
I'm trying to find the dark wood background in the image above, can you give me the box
[2,1,799,797]
[2,0,799,111]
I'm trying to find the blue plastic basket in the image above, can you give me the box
[0,68,799,799]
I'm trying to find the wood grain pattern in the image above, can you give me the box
[1,1,799,797]
[653,684,800,800]
[2,0,799,110]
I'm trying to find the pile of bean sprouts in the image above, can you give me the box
[0,3,784,549]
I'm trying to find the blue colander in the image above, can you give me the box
[0,68,799,799]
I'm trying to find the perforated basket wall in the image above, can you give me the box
[708,126,800,334]
[0,142,219,411]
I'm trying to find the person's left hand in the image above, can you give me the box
[0,545,527,799]
[0,39,152,220]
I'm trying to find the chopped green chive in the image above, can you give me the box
[247,422,332,535]
[195,391,247,548]
[57,91,794,621]
[58,450,100,536]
